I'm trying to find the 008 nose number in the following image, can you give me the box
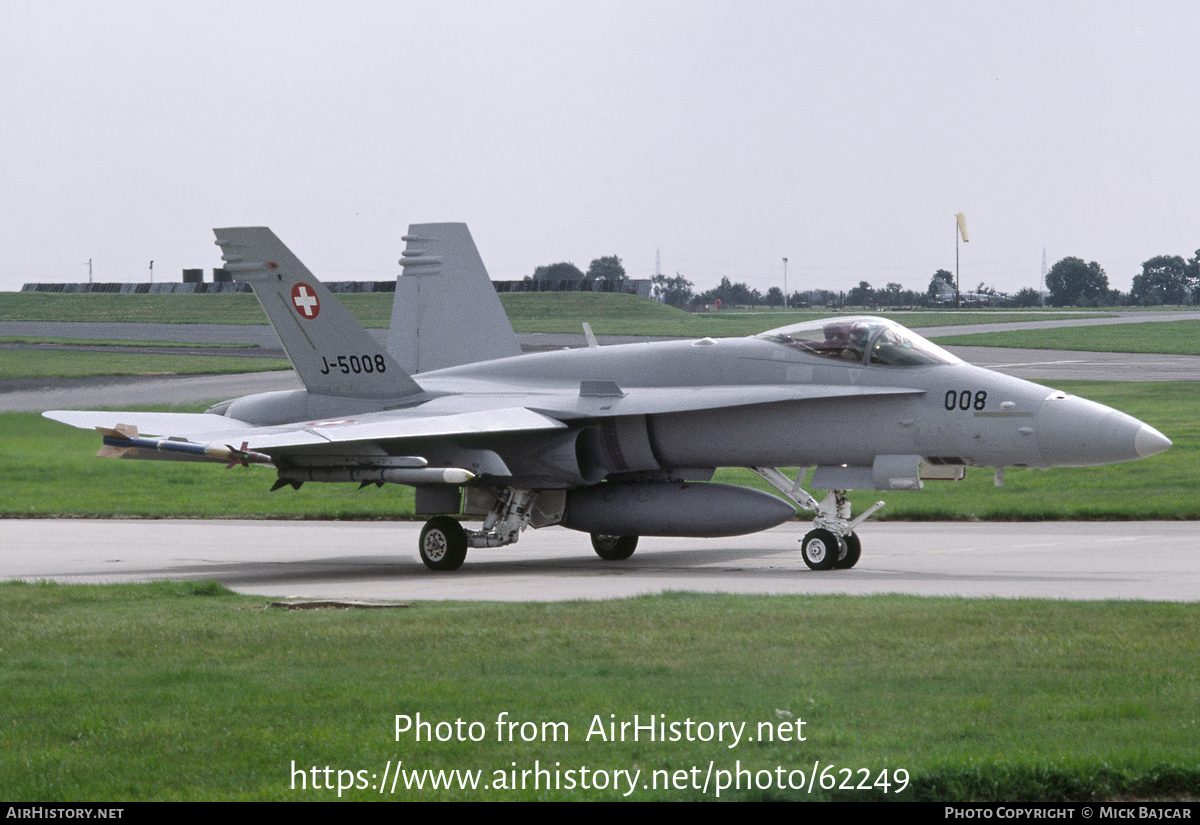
[945,390,987,411]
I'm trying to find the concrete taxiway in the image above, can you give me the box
[3,519,1196,602]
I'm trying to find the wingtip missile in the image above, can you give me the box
[97,430,274,467]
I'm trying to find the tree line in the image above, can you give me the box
[1045,253,1200,307]
[529,250,1200,308]
[529,256,627,285]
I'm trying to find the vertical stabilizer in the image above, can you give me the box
[213,227,422,400]
[388,223,522,373]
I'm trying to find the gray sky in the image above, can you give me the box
[3,1,1198,298]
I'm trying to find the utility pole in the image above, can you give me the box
[149,260,154,284]
[782,257,788,310]
[86,259,92,284]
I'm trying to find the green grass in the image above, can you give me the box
[932,320,1200,355]
[0,290,1108,338]
[1,335,259,348]
[0,350,288,380]
[6,380,1193,520]
[0,291,278,324]
[2,582,1196,801]
[0,291,396,328]
[500,295,1096,336]
[1,411,413,518]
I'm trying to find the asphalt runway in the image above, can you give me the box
[3,519,1197,602]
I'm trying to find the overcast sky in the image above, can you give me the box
[3,1,1198,298]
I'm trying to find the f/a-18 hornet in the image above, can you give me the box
[45,225,1171,571]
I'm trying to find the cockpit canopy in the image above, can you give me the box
[756,316,961,367]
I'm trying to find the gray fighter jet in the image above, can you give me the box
[44,225,1172,571]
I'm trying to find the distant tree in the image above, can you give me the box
[847,281,874,306]
[700,277,760,307]
[1013,287,1043,307]
[883,282,903,306]
[1130,255,1193,305]
[1189,249,1200,304]
[532,262,585,284]
[1045,257,1108,306]
[651,272,694,307]
[586,255,625,282]
[765,286,785,307]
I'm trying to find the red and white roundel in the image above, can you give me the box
[290,283,321,319]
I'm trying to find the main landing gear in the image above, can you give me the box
[750,468,883,571]
[419,517,468,571]
[591,533,638,561]
[417,487,540,571]
[799,527,861,571]
[416,486,643,570]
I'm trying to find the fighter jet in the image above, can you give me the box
[44,225,1172,572]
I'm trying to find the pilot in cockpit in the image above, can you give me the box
[823,321,869,362]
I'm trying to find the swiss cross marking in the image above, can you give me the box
[290,283,320,319]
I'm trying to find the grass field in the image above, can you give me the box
[0,289,1109,336]
[3,581,1196,801]
[932,320,1200,355]
[0,336,258,348]
[0,291,396,327]
[0,350,287,380]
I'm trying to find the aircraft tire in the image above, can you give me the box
[833,532,862,569]
[800,529,838,571]
[591,533,638,561]
[419,516,468,571]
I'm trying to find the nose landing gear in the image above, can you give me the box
[751,467,883,571]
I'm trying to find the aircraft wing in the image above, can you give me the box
[45,410,262,439]
[43,407,568,464]
[47,383,918,457]
[45,382,918,468]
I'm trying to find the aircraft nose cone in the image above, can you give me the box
[1134,423,1172,458]
[1036,392,1170,467]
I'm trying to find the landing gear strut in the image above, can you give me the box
[750,468,884,571]
[417,487,540,571]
